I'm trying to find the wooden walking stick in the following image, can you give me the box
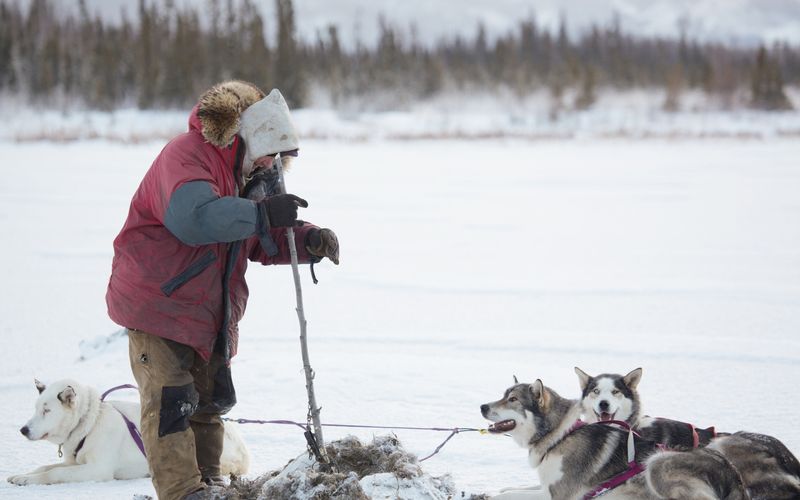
[274,154,328,463]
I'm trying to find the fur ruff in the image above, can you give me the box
[197,80,265,147]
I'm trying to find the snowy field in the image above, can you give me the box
[3,89,800,144]
[0,136,799,498]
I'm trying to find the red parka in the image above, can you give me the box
[107,85,314,361]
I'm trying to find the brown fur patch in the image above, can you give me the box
[197,80,265,147]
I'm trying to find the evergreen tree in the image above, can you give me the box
[375,17,402,90]
[135,0,158,108]
[274,0,307,107]
[320,25,345,104]
[751,46,793,110]
[0,3,13,88]
[161,9,193,107]
[574,64,596,110]
[206,0,223,85]
[238,0,271,92]
[39,17,60,98]
[662,64,683,112]
[518,18,538,89]
[420,52,444,98]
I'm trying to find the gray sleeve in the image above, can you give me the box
[164,181,258,246]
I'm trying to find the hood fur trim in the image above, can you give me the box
[197,80,265,147]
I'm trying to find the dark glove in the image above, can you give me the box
[243,169,280,201]
[305,228,339,265]
[261,194,308,227]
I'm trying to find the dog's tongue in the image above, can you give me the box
[488,420,517,433]
[600,412,613,422]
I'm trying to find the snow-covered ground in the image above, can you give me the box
[0,135,799,499]
[3,89,799,144]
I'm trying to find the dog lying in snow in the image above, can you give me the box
[7,379,249,485]
[575,367,800,500]
[482,378,748,499]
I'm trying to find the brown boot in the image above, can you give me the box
[182,485,228,500]
[202,475,227,487]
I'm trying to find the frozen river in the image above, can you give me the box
[0,137,798,498]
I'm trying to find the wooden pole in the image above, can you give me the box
[275,155,326,456]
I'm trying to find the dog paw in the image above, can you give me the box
[8,473,47,486]
[7,474,30,485]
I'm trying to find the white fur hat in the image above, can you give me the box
[239,89,299,168]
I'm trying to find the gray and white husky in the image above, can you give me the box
[575,367,800,500]
[708,432,800,500]
[481,379,748,500]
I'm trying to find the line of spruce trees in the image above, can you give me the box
[0,0,795,111]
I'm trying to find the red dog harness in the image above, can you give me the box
[585,420,647,498]
[550,420,647,499]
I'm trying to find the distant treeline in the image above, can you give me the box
[0,0,795,111]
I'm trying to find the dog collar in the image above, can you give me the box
[57,436,86,459]
[57,413,90,459]
[73,437,86,457]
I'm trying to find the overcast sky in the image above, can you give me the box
[29,0,800,47]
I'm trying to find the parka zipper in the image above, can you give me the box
[160,250,217,297]
[216,139,247,360]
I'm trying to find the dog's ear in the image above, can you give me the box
[574,367,591,392]
[58,386,76,407]
[35,379,46,394]
[530,379,550,410]
[623,368,643,390]
[513,375,519,384]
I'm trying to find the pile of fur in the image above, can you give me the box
[226,434,461,500]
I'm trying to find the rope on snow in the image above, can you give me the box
[222,417,486,462]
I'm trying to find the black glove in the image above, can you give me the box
[243,169,280,202]
[261,194,308,227]
[306,228,339,265]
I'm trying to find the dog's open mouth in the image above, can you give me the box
[597,411,616,422]
[488,420,517,433]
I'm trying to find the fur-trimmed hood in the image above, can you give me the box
[196,80,265,148]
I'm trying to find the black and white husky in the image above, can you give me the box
[575,367,800,500]
[575,367,715,448]
[481,379,748,499]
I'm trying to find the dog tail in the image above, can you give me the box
[737,432,800,479]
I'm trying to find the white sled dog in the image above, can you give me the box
[481,378,748,500]
[8,379,250,485]
[575,367,800,500]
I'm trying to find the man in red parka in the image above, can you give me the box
[106,80,338,500]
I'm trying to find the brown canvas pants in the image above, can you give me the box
[128,329,236,500]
